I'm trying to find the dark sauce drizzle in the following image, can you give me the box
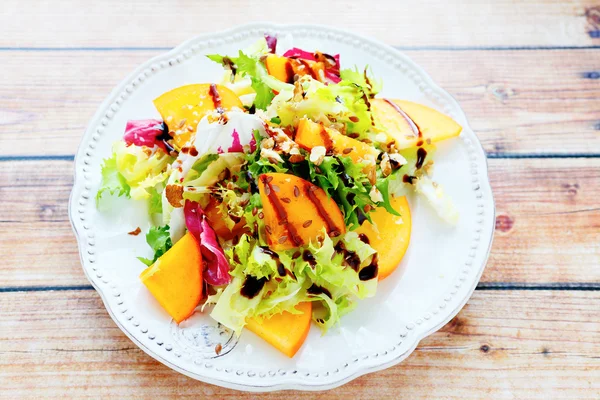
[334,241,360,271]
[358,233,370,244]
[403,174,417,184]
[415,147,428,170]
[260,175,304,247]
[284,60,296,84]
[259,247,289,277]
[303,183,342,237]
[318,126,334,152]
[240,275,268,299]
[222,56,238,82]
[156,122,175,153]
[302,250,316,267]
[307,283,331,298]
[246,171,259,194]
[359,254,379,281]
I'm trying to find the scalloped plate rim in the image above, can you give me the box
[69,22,495,392]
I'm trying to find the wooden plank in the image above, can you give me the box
[0,289,598,398]
[1,50,599,157]
[0,158,598,287]
[1,0,599,48]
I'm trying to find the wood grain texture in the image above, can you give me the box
[2,0,599,48]
[0,49,599,157]
[1,290,598,399]
[1,158,598,287]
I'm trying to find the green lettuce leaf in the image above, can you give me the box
[148,187,163,215]
[102,141,173,200]
[96,153,130,204]
[137,225,173,266]
[209,231,378,334]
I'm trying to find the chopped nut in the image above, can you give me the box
[274,132,288,144]
[380,153,392,177]
[367,167,377,185]
[389,153,407,167]
[293,80,304,102]
[309,146,327,166]
[260,148,284,163]
[279,139,298,154]
[369,186,383,203]
[261,137,275,149]
[289,147,301,155]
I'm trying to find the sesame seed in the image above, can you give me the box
[303,220,313,228]
[265,225,272,234]
[178,119,186,128]
[293,186,300,197]
[349,116,359,122]
[187,125,194,132]
[264,185,271,196]
[258,212,264,219]
[281,197,291,203]
[278,235,288,244]
[252,207,258,216]
[265,176,273,183]
[272,185,280,193]
[343,148,353,154]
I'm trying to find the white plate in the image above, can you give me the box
[69,23,494,392]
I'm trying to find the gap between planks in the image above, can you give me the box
[3,283,600,293]
[2,153,600,163]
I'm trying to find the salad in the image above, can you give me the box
[96,35,462,358]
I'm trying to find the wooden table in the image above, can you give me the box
[1,1,599,398]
